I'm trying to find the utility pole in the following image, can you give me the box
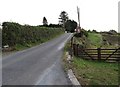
[77,6,81,33]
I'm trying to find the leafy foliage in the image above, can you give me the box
[81,29,88,37]
[74,29,88,37]
[65,20,77,33]
[59,11,69,28]
[2,22,63,48]
[39,24,62,28]
[43,17,48,26]
[48,24,62,28]
[109,30,117,35]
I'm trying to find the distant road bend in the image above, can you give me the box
[2,33,73,85]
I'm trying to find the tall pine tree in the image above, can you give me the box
[43,17,48,26]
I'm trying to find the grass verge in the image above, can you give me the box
[3,32,64,55]
[72,57,119,85]
[63,42,119,86]
[87,32,102,48]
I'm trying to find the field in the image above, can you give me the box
[101,33,120,49]
[63,42,119,85]
[85,32,120,49]
[63,31,119,86]
[71,57,119,85]
[87,32,102,48]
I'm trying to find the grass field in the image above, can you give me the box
[87,32,102,48]
[86,32,120,49]
[63,39,119,86]
[101,34,120,49]
[69,57,119,85]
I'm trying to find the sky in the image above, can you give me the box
[0,0,119,32]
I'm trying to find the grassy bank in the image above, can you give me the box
[63,40,119,86]
[14,32,64,51]
[3,31,64,56]
[71,57,119,85]
[87,32,120,49]
[2,22,64,52]
[3,32,64,52]
[87,32,102,48]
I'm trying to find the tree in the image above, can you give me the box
[49,24,62,28]
[65,20,77,33]
[109,30,117,34]
[59,11,69,28]
[92,29,97,33]
[43,17,48,26]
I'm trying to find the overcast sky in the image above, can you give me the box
[0,0,119,32]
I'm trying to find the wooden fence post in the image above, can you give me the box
[73,44,76,56]
[98,48,101,60]
[71,37,73,48]
[70,37,73,57]
[73,44,79,56]
[76,44,79,56]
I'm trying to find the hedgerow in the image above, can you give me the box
[2,22,63,47]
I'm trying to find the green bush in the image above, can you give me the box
[74,29,88,37]
[2,22,63,48]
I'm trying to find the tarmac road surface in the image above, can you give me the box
[2,33,73,85]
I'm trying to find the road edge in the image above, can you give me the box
[65,52,81,86]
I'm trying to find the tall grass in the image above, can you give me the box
[87,32,102,48]
[72,57,119,85]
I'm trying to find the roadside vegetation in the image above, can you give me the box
[71,57,118,85]
[2,11,78,52]
[101,33,120,49]
[63,29,119,86]
[2,22,64,52]
[87,32,102,48]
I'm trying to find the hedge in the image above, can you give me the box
[2,22,63,47]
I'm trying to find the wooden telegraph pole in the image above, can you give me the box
[77,6,81,33]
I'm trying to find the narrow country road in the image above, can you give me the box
[2,33,73,85]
